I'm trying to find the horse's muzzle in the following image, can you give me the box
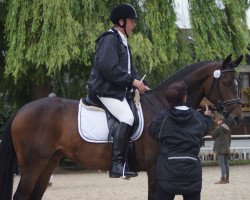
[226,113,244,127]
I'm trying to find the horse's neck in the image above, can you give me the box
[150,64,214,109]
[151,85,169,106]
[186,87,205,108]
[142,91,168,112]
[184,66,214,108]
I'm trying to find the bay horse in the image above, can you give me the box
[0,54,244,200]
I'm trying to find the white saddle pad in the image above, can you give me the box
[78,99,144,143]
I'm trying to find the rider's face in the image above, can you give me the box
[125,18,136,35]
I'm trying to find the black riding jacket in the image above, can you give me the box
[87,28,141,101]
[148,107,213,195]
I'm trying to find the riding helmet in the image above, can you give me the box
[109,3,138,25]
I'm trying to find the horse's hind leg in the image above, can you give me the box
[13,159,48,200]
[30,154,61,199]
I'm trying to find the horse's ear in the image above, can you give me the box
[233,55,244,68]
[222,54,232,69]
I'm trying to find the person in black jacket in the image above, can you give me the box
[148,81,214,200]
[87,3,149,179]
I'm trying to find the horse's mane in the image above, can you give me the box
[158,61,214,87]
[145,60,219,98]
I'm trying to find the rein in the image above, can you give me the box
[206,68,241,118]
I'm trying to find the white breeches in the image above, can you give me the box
[99,97,134,126]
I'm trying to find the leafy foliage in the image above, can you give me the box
[3,0,249,85]
[223,0,250,55]
[5,0,82,79]
[0,96,16,135]
[189,0,232,60]
[189,0,249,61]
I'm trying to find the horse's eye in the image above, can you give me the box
[223,82,230,87]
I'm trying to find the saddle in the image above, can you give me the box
[82,90,141,141]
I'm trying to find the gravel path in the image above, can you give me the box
[13,165,250,200]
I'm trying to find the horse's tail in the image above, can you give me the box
[0,116,17,200]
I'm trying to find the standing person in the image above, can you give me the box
[86,3,149,179]
[211,115,231,184]
[148,81,213,200]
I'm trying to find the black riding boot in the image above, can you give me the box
[109,122,138,178]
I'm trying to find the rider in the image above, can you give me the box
[86,3,149,178]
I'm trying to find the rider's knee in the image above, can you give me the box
[121,114,134,126]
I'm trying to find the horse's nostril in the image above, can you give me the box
[231,116,244,127]
[235,118,240,126]
[227,114,244,127]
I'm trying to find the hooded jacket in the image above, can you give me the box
[148,106,213,195]
[211,123,231,155]
[87,28,141,101]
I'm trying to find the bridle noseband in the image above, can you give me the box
[207,68,241,118]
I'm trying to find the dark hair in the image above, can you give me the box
[165,81,187,108]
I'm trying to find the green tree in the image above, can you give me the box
[189,0,249,61]
[189,0,232,60]
[223,0,250,55]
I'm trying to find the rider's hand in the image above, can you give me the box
[132,79,148,94]
[204,104,212,116]
[145,86,151,91]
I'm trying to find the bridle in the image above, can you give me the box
[206,68,241,118]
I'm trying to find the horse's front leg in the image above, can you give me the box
[147,164,157,200]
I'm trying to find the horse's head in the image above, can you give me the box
[205,54,244,126]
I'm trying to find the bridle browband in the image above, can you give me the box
[206,68,241,118]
